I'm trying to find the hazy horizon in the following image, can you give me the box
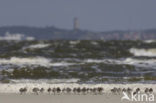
[0,0,156,31]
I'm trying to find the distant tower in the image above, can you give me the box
[73,17,79,30]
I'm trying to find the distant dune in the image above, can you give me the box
[0,26,156,40]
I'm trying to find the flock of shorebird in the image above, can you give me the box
[19,87,154,95]
[19,87,103,95]
[110,87,153,95]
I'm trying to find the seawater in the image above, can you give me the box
[0,40,156,84]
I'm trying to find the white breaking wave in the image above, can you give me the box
[23,43,50,49]
[91,41,98,45]
[144,40,156,43]
[123,58,156,67]
[50,62,76,67]
[0,56,155,68]
[84,59,119,64]
[84,58,156,68]
[10,79,80,84]
[130,48,156,57]
[0,57,76,67]
[69,40,80,45]
[0,57,51,67]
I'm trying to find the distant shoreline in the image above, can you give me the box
[0,26,156,40]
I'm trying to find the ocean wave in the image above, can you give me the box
[84,59,120,64]
[10,79,80,84]
[130,48,156,57]
[50,62,76,67]
[0,57,51,67]
[84,58,156,68]
[0,57,76,67]
[123,58,156,67]
[144,40,156,43]
[0,56,155,68]
[69,40,80,45]
[23,43,50,49]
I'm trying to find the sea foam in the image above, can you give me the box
[130,48,156,57]
[0,57,76,67]
[23,43,50,49]
[0,57,51,67]
[84,58,156,68]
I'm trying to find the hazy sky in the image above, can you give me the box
[0,0,156,31]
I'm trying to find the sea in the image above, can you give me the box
[0,40,156,84]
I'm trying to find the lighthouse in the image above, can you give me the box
[73,17,79,30]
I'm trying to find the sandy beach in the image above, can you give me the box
[0,83,156,94]
[0,83,155,103]
[0,93,155,103]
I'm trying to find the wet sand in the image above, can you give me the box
[0,93,155,103]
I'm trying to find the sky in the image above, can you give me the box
[0,0,156,31]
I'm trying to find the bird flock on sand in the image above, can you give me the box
[110,87,153,95]
[19,87,154,95]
